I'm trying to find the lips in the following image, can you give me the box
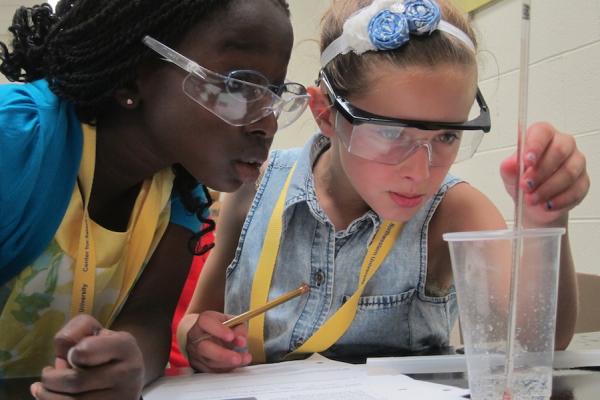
[240,157,266,165]
[389,191,425,208]
[233,161,262,183]
[233,153,268,183]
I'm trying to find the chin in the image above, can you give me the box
[213,171,257,192]
[207,179,243,193]
[377,208,416,223]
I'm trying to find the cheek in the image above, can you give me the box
[340,151,388,196]
[426,167,450,194]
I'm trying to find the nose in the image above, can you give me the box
[398,142,431,182]
[245,112,279,139]
[420,142,433,165]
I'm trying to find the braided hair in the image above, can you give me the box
[0,0,291,255]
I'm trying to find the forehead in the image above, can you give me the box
[175,0,293,80]
[352,63,478,122]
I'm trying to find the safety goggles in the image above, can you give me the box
[143,36,309,129]
[320,70,491,166]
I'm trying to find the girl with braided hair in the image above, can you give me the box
[0,0,307,398]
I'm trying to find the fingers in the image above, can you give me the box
[31,380,115,400]
[525,150,588,211]
[185,311,252,372]
[40,352,143,395]
[501,123,590,226]
[230,323,249,348]
[31,382,73,400]
[499,153,519,197]
[54,357,69,370]
[189,311,237,343]
[522,122,557,170]
[40,365,108,394]
[522,124,575,189]
[39,329,144,398]
[188,339,252,373]
[54,315,103,361]
[521,124,589,211]
[65,330,142,368]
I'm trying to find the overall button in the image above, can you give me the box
[314,270,325,286]
[294,338,304,349]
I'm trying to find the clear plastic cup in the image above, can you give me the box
[444,228,565,400]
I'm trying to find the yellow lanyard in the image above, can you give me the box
[70,127,98,317]
[69,126,167,321]
[248,164,402,363]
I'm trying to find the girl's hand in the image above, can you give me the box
[185,310,252,373]
[30,314,144,400]
[500,122,590,227]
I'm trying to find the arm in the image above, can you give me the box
[111,223,194,384]
[435,126,585,351]
[188,184,256,313]
[428,182,508,300]
[177,181,257,372]
[31,223,194,400]
[499,122,589,349]
[554,223,578,349]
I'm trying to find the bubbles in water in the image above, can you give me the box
[469,367,551,400]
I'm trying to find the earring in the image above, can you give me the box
[126,98,134,106]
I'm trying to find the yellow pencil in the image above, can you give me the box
[191,283,310,344]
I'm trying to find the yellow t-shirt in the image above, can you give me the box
[0,126,173,377]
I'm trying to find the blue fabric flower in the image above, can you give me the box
[368,9,410,51]
[404,0,441,35]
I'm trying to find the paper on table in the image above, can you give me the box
[365,375,469,400]
[143,354,467,400]
[366,350,600,375]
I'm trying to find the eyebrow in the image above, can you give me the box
[221,38,266,53]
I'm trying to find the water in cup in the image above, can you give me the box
[444,228,564,400]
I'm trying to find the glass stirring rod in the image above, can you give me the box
[504,1,532,398]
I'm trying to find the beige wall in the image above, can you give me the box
[285,0,600,275]
[0,30,8,83]
[272,0,328,149]
[450,0,600,275]
[1,0,39,83]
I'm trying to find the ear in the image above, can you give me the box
[308,86,336,138]
[114,84,141,110]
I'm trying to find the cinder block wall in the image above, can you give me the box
[0,32,9,83]
[451,0,600,275]
[0,1,23,84]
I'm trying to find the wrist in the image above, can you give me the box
[177,313,199,361]
[524,211,569,229]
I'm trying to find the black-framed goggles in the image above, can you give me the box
[319,70,491,166]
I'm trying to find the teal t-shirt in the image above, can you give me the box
[0,80,206,286]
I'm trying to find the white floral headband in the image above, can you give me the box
[321,0,475,67]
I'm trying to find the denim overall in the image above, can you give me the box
[225,134,462,362]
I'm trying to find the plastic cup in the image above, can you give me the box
[444,228,565,400]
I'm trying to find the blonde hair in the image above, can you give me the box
[320,0,477,98]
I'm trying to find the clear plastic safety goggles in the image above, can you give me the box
[143,36,309,129]
[321,70,491,167]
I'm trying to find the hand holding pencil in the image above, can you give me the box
[185,284,310,373]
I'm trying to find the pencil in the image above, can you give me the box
[191,283,310,344]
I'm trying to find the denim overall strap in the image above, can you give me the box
[248,163,403,362]
[287,220,402,358]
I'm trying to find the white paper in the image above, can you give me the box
[143,354,467,400]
